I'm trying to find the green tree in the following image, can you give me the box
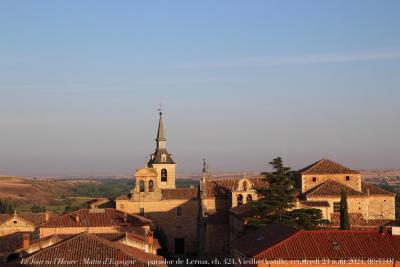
[154,227,169,258]
[0,199,14,214]
[31,205,46,213]
[340,187,350,230]
[249,157,328,229]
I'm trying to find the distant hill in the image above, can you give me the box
[0,176,100,206]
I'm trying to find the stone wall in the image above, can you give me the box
[116,198,198,255]
[302,173,361,193]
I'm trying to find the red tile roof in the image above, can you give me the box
[231,223,298,257]
[0,212,57,226]
[40,208,151,228]
[0,232,36,253]
[205,177,266,199]
[253,229,400,260]
[327,213,392,230]
[20,232,166,267]
[361,182,396,196]
[161,188,198,200]
[305,179,364,197]
[298,159,360,175]
[300,200,330,207]
[304,179,395,198]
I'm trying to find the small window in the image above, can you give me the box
[177,207,182,216]
[242,181,248,191]
[346,176,350,181]
[161,154,167,163]
[149,180,154,192]
[237,194,243,206]
[312,177,317,182]
[333,202,340,213]
[139,208,144,216]
[139,180,145,192]
[161,169,168,182]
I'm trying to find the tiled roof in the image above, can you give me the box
[304,179,395,198]
[231,222,298,256]
[298,159,360,175]
[40,208,151,228]
[161,188,198,200]
[328,213,392,230]
[205,177,266,199]
[0,212,57,226]
[304,179,364,197]
[0,232,36,253]
[361,182,396,196]
[20,232,166,267]
[253,229,400,260]
[300,200,330,207]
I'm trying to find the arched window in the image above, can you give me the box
[246,194,252,202]
[161,169,168,182]
[149,180,154,192]
[139,180,145,192]
[237,194,243,206]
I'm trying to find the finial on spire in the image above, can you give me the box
[202,158,206,173]
[157,103,163,116]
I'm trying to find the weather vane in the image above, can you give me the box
[157,103,163,115]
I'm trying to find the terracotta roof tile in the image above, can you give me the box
[205,177,266,199]
[231,222,298,256]
[327,213,392,230]
[0,232,36,252]
[298,159,360,175]
[161,188,197,200]
[40,208,151,228]
[253,229,400,260]
[300,200,330,207]
[361,182,396,196]
[304,179,364,197]
[20,232,166,267]
[0,212,58,226]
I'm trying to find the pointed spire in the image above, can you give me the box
[202,158,207,173]
[156,111,166,142]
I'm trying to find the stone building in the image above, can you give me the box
[297,158,396,222]
[0,211,54,237]
[116,112,198,255]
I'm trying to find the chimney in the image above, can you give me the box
[45,210,50,222]
[22,233,30,249]
[147,230,154,245]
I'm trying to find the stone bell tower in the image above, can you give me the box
[146,111,176,189]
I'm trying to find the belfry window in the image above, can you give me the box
[139,180,145,192]
[161,154,167,163]
[246,194,252,202]
[237,194,243,206]
[149,180,154,192]
[161,169,168,182]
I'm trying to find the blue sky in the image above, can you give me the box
[0,1,399,176]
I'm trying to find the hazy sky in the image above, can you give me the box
[1,1,400,176]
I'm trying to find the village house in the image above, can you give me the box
[16,232,166,267]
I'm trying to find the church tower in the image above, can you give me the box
[147,111,176,189]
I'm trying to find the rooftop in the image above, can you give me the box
[40,208,151,228]
[298,159,360,175]
[19,232,166,267]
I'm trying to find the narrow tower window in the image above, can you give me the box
[161,154,167,163]
[237,194,243,206]
[139,180,145,192]
[149,180,154,192]
[161,169,168,182]
[242,181,248,191]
